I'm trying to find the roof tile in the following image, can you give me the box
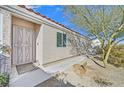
[18,5,82,36]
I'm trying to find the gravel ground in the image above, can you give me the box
[55,58,124,87]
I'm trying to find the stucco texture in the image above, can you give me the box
[0,8,11,74]
[42,24,74,64]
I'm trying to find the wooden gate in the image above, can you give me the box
[12,25,36,65]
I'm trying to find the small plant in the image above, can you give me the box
[93,77,113,87]
[0,44,11,55]
[0,74,9,87]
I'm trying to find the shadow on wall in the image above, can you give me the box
[0,44,11,74]
[0,54,9,74]
[68,33,91,56]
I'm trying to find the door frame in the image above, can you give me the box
[11,18,36,66]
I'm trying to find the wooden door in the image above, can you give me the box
[13,25,36,65]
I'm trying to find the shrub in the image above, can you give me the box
[0,74,9,87]
[108,45,124,68]
[93,77,113,87]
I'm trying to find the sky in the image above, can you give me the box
[27,5,87,35]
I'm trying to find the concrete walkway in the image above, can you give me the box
[9,55,86,87]
[9,69,52,87]
[43,55,87,73]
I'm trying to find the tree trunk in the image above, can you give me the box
[103,46,112,67]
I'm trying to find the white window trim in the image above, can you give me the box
[0,13,3,45]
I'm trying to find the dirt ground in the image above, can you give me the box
[54,58,124,87]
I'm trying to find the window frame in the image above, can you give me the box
[57,32,67,47]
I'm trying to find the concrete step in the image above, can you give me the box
[9,69,52,87]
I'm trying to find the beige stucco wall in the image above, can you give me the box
[0,8,12,73]
[35,24,43,66]
[12,16,35,29]
[42,24,75,64]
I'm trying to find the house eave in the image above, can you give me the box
[0,6,74,33]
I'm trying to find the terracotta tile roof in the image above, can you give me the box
[18,5,82,35]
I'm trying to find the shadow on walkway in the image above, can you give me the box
[36,77,75,87]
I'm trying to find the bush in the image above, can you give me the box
[0,74,9,87]
[108,45,124,68]
[93,77,113,86]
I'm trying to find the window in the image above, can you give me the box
[57,32,66,47]
[0,13,3,44]
[63,33,66,47]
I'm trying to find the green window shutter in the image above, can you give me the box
[63,34,66,47]
[57,32,62,47]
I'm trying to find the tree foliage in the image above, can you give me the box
[64,6,124,67]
